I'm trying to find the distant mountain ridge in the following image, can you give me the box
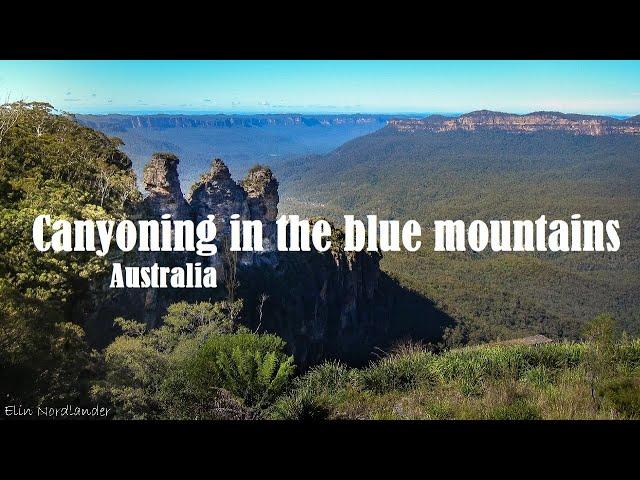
[74,113,392,190]
[76,110,640,137]
[388,110,640,136]
[76,113,391,133]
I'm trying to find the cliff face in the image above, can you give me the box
[142,153,192,219]
[76,113,390,133]
[245,246,387,366]
[241,166,279,254]
[85,154,432,365]
[389,110,640,136]
[188,159,250,237]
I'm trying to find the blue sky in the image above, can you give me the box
[1,60,639,115]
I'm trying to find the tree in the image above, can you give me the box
[0,101,140,406]
[221,236,240,303]
[255,293,269,333]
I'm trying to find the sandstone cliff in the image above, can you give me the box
[241,165,279,254]
[388,110,640,136]
[76,113,389,133]
[142,152,192,219]
[83,153,451,365]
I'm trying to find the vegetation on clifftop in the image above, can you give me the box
[0,102,140,406]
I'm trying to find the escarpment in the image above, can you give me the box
[83,153,451,365]
[389,110,640,135]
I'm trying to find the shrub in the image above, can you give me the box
[270,388,331,420]
[294,360,355,395]
[162,300,237,335]
[521,365,553,388]
[599,375,640,418]
[184,332,295,409]
[359,350,436,393]
[432,343,586,385]
[487,398,541,420]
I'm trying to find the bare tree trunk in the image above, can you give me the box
[255,293,269,333]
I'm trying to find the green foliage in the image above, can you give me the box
[114,317,146,337]
[521,365,553,388]
[294,360,355,394]
[269,387,331,420]
[582,314,620,408]
[269,360,351,420]
[94,300,295,419]
[279,129,640,343]
[273,323,640,419]
[0,279,97,408]
[0,278,97,409]
[487,398,541,420]
[360,350,436,393]
[0,102,140,308]
[185,332,295,409]
[598,375,640,418]
[0,102,140,406]
[162,300,235,336]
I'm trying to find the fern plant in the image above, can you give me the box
[185,332,295,410]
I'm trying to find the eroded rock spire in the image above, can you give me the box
[242,165,279,252]
[142,152,191,219]
[188,158,250,239]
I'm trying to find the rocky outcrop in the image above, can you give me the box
[188,160,279,266]
[188,159,250,239]
[85,153,451,365]
[139,153,192,328]
[241,165,279,253]
[142,152,191,219]
[139,154,405,364]
[389,110,640,136]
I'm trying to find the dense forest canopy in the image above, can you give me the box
[0,102,141,405]
[279,127,640,343]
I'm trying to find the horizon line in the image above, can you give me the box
[67,109,636,119]
[6,100,636,118]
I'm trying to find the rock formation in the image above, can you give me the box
[84,153,451,365]
[189,159,248,230]
[241,165,279,254]
[142,152,191,219]
[388,110,640,136]
[188,159,279,266]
